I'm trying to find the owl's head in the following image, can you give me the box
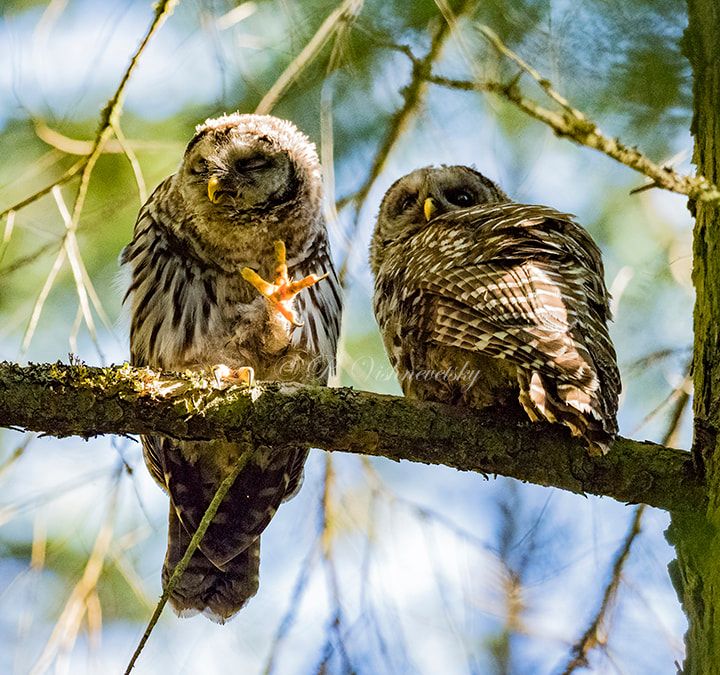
[370,165,509,275]
[176,113,323,259]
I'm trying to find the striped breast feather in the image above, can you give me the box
[122,202,221,370]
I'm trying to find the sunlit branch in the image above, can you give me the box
[418,25,720,203]
[0,362,702,513]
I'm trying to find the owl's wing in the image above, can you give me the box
[418,204,619,425]
[291,234,343,378]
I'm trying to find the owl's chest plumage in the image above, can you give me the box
[124,213,332,382]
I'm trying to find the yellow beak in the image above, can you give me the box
[423,197,437,222]
[207,176,221,204]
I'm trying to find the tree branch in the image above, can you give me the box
[409,24,720,204]
[0,362,703,513]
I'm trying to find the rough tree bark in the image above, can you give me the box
[669,1,720,672]
[0,361,699,512]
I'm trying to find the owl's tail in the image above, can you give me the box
[162,505,260,623]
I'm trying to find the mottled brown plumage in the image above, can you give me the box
[370,165,619,453]
[122,113,342,621]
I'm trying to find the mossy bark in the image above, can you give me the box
[0,361,701,512]
[669,2,720,672]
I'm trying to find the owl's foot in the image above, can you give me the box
[212,364,255,389]
[241,240,328,327]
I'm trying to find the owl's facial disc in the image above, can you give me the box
[183,132,297,218]
[208,142,294,212]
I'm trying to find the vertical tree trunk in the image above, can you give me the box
[670,2,720,672]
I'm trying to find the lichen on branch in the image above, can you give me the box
[0,361,702,513]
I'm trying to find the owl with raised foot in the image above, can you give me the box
[122,113,342,621]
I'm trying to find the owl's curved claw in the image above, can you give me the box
[241,240,328,327]
[213,364,255,389]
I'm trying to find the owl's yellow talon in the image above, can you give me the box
[242,240,328,327]
[213,364,254,389]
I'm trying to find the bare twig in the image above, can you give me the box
[421,25,720,203]
[112,122,148,204]
[9,0,178,353]
[336,0,474,283]
[33,119,172,156]
[0,0,179,221]
[0,240,59,280]
[560,504,646,675]
[255,0,364,115]
[560,373,692,673]
[123,447,251,674]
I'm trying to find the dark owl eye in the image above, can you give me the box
[235,155,270,172]
[446,189,473,207]
[189,159,208,175]
[399,194,416,212]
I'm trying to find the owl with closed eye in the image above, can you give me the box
[122,113,342,621]
[370,165,620,454]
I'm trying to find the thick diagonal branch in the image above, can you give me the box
[0,362,702,513]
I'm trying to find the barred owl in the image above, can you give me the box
[370,165,619,454]
[122,113,342,622]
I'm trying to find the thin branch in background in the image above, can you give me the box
[0,433,34,479]
[335,0,475,284]
[11,0,178,353]
[113,122,148,204]
[0,0,179,222]
[255,0,364,115]
[0,209,16,267]
[559,504,646,675]
[317,454,356,674]
[13,509,47,675]
[69,304,84,355]
[623,347,690,375]
[0,240,59,280]
[52,187,98,346]
[107,525,156,612]
[0,159,86,221]
[420,24,720,203]
[354,458,414,673]
[559,371,692,674]
[362,457,492,553]
[20,244,67,353]
[262,542,321,675]
[631,364,691,438]
[29,472,121,675]
[123,447,252,675]
[33,119,174,156]
[0,467,113,529]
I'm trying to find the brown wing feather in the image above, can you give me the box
[405,203,619,444]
